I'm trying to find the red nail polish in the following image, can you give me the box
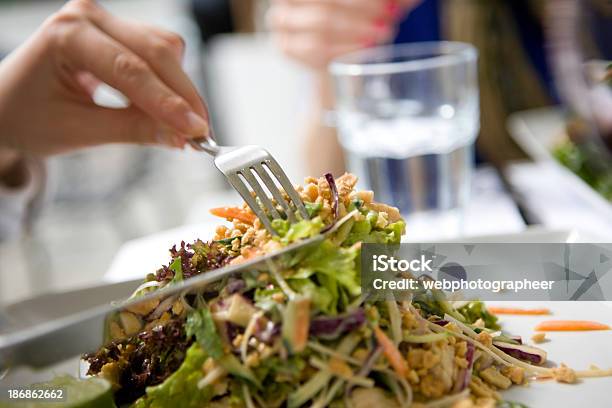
[385,0,401,19]
[373,18,391,36]
[374,18,386,28]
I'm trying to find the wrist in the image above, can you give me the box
[0,148,28,188]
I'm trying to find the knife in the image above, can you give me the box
[0,235,323,370]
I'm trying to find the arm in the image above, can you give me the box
[0,0,211,157]
[0,149,44,241]
[0,0,213,239]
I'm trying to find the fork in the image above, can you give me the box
[189,137,310,234]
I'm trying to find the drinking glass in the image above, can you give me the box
[330,42,479,239]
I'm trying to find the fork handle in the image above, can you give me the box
[188,136,221,156]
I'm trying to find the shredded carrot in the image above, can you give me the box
[535,320,610,332]
[373,325,408,377]
[210,207,256,224]
[487,307,550,316]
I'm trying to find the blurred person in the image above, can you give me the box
[268,0,422,176]
[267,0,561,174]
[0,0,211,240]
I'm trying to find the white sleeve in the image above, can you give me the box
[0,158,45,241]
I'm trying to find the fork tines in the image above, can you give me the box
[226,157,309,235]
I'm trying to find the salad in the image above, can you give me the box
[85,173,575,408]
[553,62,612,200]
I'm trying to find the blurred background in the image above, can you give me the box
[0,0,314,304]
[0,0,610,305]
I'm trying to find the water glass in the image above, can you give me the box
[330,42,479,239]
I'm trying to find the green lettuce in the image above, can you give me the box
[288,278,334,314]
[345,216,405,246]
[275,217,324,244]
[131,344,212,408]
[458,301,500,330]
[168,257,183,285]
[185,308,223,359]
[290,239,360,314]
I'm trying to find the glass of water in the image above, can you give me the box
[330,42,479,239]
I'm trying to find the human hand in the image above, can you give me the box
[0,0,210,157]
[267,0,421,71]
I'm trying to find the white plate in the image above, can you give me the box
[490,301,612,407]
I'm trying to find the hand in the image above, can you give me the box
[267,0,421,71]
[0,0,210,157]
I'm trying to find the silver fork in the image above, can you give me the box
[189,137,309,234]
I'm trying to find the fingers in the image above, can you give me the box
[53,19,208,139]
[268,0,399,69]
[272,0,387,20]
[269,4,393,44]
[59,103,185,149]
[278,34,367,70]
[86,8,210,122]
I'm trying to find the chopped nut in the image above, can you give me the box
[352,348,369,362]
[303,183,319,202]
[451,399,474,408]
[454,356,468,369]
[125,297,159,316]
[474,398,497,408]
[356,190,374,204]
[402,312,417,330]
[119,312,142,336]
[422,350,441,369]
[108,321,125,340]
[245,352,260,367]
[552,363,577,384]
[455,341,468,357]
[407,349,425,368]
[480,367,512,389]
[444,322,461,333]
[407,369,420,384]
[375,211,389,229]
[531,332,546,343]
[476,331,493,347]
[99,362,121,389]
[232,334,243,348]
[501,366,525,384]
[328,357,353,378]
[366,201,402,223]
[469,376,500,399]
[214,225,229,240]
[171,300,184,316]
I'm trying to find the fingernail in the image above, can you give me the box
[185,111,210,136]
[373,19,390,34]
[385,0,400,19]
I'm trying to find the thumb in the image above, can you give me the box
[72,104,185,148]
